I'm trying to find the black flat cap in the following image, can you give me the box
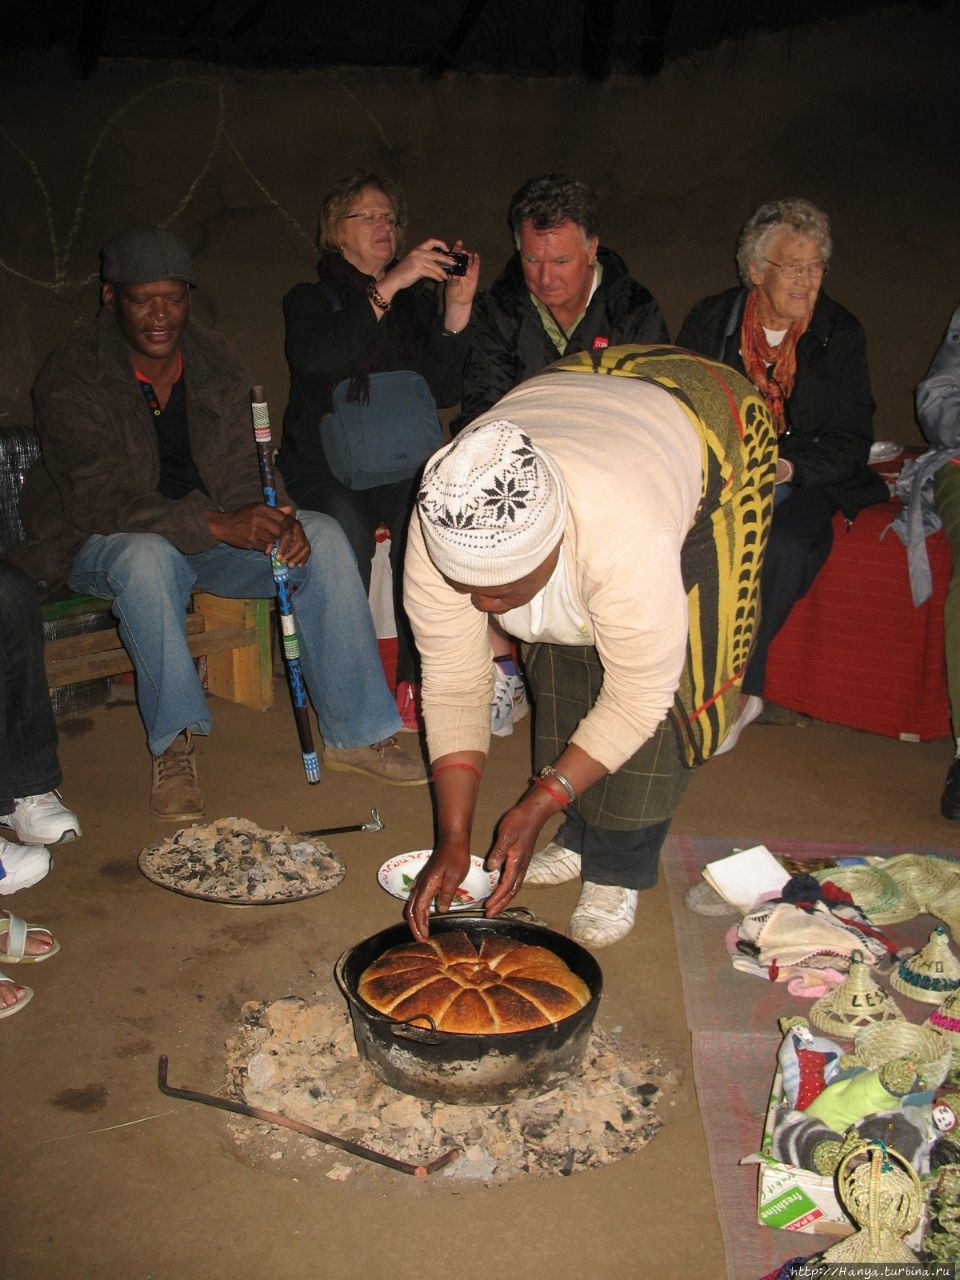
[100,227,199,286]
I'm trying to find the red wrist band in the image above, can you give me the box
[432,762,482,782]
[530,776,569,810]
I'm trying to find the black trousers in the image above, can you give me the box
[0,561,61,811]
[743,487,838,697]
[554,810,673,890]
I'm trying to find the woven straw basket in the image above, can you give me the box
[853,1019,953,1090]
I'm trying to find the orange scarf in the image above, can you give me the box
[739,288,810,436]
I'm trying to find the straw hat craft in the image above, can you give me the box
[813,863,915,925]
[881,853,960,937]
[890,927,960,1005]
[809,950,905,1038]
[926,986,960,1056]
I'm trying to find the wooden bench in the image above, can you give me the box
[41,591,275,712]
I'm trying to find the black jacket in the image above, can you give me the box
[451,245,668,432]
[677,286,887,519]
[277,253,469,495]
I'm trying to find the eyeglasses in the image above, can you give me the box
[342,211,401,228]
[763,258,828,281]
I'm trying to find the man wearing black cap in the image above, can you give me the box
[11,227,426,818]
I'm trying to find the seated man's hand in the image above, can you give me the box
[206,503,311,566]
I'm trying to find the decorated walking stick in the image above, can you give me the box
[251,386,321,783]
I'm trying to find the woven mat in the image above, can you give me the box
[662,833,958,1280]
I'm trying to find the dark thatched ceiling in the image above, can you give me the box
[4,0,930,80]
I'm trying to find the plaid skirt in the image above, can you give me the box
[525,641,693,832]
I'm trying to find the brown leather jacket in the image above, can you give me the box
[8,310,283,594]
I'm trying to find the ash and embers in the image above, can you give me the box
[224,989,670,1185]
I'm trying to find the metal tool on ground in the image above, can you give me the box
[299,808,384,838]
[157,1056,458,1177]
[251,385,320,785]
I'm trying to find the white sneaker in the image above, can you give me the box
[0,839,52,895]
[568,882,639,947]
[0,791,81,845]
[524,842,582,886]
[490,667,529,738]
[713,695,764,757]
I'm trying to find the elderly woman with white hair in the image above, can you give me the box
[678,197,886,752]
[402,346,776,948]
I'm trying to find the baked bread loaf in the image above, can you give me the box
[358,930,591,1034]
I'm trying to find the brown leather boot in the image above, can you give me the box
[323,737,427,786]
[150,731,204,820]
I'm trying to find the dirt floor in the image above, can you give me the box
[4,687,958,1280]
[3,4,960,1277]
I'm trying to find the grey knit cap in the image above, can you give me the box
[417,420,567,586]
[100,227,199,286]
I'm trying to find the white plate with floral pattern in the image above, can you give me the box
[377,850,498,909]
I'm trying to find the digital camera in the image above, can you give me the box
[442,251,469,277]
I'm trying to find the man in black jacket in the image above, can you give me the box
[453,173,668,429]
[452,173,669,741]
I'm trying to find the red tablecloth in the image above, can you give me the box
[764,479,952,740]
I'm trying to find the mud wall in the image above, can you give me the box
[1,0,957,442]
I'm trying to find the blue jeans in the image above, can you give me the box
[0,561,62,810]
[68,510,401,756]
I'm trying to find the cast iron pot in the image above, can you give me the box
[335,915,603,1106]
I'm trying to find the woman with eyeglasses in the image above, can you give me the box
[278,170,479,733]
[677,196,886,754]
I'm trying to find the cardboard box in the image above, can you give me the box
[741,1067,854,1237]
[742,1067,926,1246]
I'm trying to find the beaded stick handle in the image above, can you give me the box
[251,386,320,784]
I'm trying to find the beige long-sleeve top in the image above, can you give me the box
[403,371,703,772]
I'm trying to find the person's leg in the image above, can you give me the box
[68,532,208,756]
[0,562,61,807]
[577,818,673,890]
[742,489,838,696]
[186,511,407,754]
[522,642,691,942]
[933,461,960,817]
[275,510,402,749]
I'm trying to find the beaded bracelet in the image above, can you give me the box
[367,282,392,312]
[530,775,570,810]
[538,764,576,804]
[432,761,482,782]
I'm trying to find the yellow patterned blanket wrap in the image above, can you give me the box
[546,344,777,765]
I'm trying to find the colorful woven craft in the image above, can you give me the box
[890,927,960,1005]
[927,986,960,1055]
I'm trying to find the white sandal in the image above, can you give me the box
[0,969,34,1018]
[0,910,60,964]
